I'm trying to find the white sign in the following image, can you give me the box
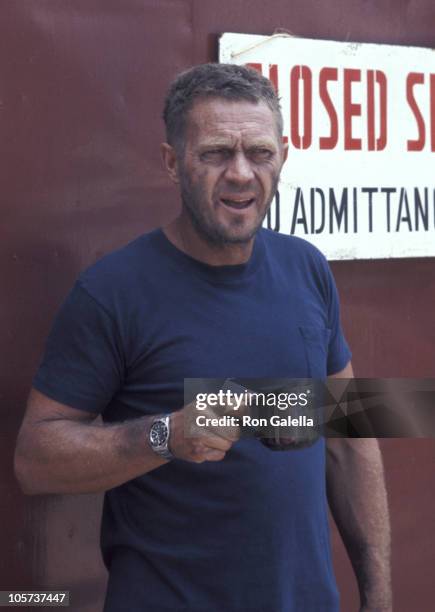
[220,33,435,260]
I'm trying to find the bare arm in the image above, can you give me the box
[14,388,235,495]
[326,363,392,612]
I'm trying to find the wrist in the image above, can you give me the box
[148,414,174,460]
[360,608,392,612]
[360,594,392,612]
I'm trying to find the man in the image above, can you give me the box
[15,64,391,611]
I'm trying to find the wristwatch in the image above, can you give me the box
[149,415,174,460]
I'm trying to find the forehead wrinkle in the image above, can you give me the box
[186,100,281,149]
[198,133,239,148]
[194,124,279,146]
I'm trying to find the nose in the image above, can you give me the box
[224,152,255,184]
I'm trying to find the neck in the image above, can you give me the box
[163,213,255,266]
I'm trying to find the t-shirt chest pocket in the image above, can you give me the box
[299,325,331,378]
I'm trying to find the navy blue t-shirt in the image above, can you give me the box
[34,228,351,612]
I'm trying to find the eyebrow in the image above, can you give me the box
[245,141,278,149]
[198,138,278,150]
[197,138,236,149]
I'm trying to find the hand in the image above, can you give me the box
[168,395,243,463]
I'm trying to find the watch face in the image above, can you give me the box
[150,421,168,447]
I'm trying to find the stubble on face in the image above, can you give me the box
[178,160,280,246]
[176,98,284,248]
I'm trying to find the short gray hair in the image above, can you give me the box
[163,63,283,150]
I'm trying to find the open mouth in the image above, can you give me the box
[220,197,255,210]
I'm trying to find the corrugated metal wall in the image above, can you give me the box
[1,2,434,610]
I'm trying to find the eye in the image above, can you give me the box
[200,149,232,163]
[248,148,275,162]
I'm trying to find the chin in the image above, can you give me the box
[215,217,264,244]
[228,224,263,243]
[211,227,258,245]
[187,206,264,246]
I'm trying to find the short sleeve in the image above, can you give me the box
[323,263,352,376]
[33,281,125,414]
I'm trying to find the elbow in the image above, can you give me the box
[14,453,33,495]
[14,440,43,496]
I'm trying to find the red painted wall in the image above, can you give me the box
[2,2,434,610]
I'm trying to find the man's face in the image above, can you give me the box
[175,97,285,245]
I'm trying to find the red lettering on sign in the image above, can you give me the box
[319,67,338,149]
[367,70,387,151]
[431,74,435,152]
[290,66,312,149]
[269,64,278,92]
[407,72,425,151]
[244,62,401,153]
[344,69,362,150]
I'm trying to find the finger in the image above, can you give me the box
[199,421,241,442]
[194,433,233,453]
[187,440,227,463]
[187,434,232,457]
[202,449,227,462]
[200,433,234,452]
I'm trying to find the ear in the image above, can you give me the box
[160,142,180,184]
[281,136,289,165]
